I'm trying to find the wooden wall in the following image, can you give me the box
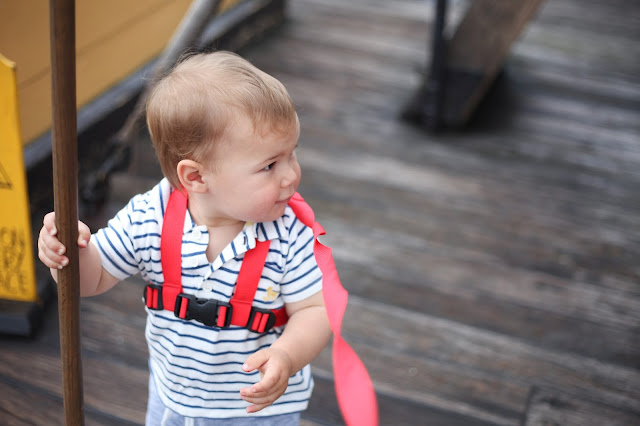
[0,0,196,145]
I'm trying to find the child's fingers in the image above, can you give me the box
[43,212,57,235]
[241,385,279,413]
[37,235,68,269]
[240,355,275,397]
[240,385,270,400]
[38,226,66,255]
[245,401,272,414]
[249,369,280,395]
[240,368,288,414]
[37,220,69,269]
[239,371,273,403]
[37,215,89,269]
[240,348,291,412]
[77,221,91,247]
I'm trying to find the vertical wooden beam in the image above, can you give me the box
[49,0,85,424]
[445,0,547,126]
[403,0,547,130]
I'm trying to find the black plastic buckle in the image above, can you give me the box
[143,284,163,310]
[247,307,277,333]
[174,294,232,328]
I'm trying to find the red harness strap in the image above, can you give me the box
[159,187,188,313]
[144,189,288,333]
[288,193,379,426]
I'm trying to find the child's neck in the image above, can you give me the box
[187,200,245,263]
[204,222,245,263]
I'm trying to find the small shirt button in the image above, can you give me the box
[202,282,213,292]
[193,228,202,240]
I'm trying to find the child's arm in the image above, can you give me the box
[240,290,331,413]
[38,212,120,297]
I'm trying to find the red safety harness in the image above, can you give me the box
[143,189,379,425]
[143,189,287,333]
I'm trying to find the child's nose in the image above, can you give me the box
[281,163,299,187]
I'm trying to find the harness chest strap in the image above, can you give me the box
[144,189,287,333]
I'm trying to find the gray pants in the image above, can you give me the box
[145,375,301,426]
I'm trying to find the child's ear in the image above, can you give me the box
[177,160,207,193]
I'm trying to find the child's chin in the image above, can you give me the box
[261,205,287,222]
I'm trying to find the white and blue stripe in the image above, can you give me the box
[92,178,322,418]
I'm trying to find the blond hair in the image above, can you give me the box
[146,51,297,189]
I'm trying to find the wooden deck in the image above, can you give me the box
[2,0,639,424]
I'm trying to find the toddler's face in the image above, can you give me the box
[203,113,301,224]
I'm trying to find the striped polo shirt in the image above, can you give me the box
[92,178,323,418]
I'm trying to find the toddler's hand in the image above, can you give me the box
[240,347,294,413]
[38,212,91,270]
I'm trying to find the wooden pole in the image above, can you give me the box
[49,0,84,424]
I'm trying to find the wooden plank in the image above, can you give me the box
[287,0,433,44]
[296,173,640,365]
[307,374,498,426]
[295,139,640,276]
[0,378,139,426]
[291,0,438,23]
[312,343,527,426]
[0,378,67,426]
[322,297,640,419]
[248,36,422,98]
[0,343,148,424]
[523,387,640,425]
[0,289,149,424]
[531,0,640,45]
[79,279,150,370]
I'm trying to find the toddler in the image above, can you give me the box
[38,51,331,425]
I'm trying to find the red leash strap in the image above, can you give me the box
[160,189,188,312]
[288,193,379,426]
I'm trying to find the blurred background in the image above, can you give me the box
[0,0,638,424]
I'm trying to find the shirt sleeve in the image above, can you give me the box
[91,198,141,280]
[280,213,323,304]
[90,180,166,281]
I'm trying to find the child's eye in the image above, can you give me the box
[263,162,276,171]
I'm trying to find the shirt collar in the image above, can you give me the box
[252,212,288,243]
[182,208,285,252]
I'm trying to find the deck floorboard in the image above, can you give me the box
[2,0,638,424]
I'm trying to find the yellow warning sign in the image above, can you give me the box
[0,53,37,302]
